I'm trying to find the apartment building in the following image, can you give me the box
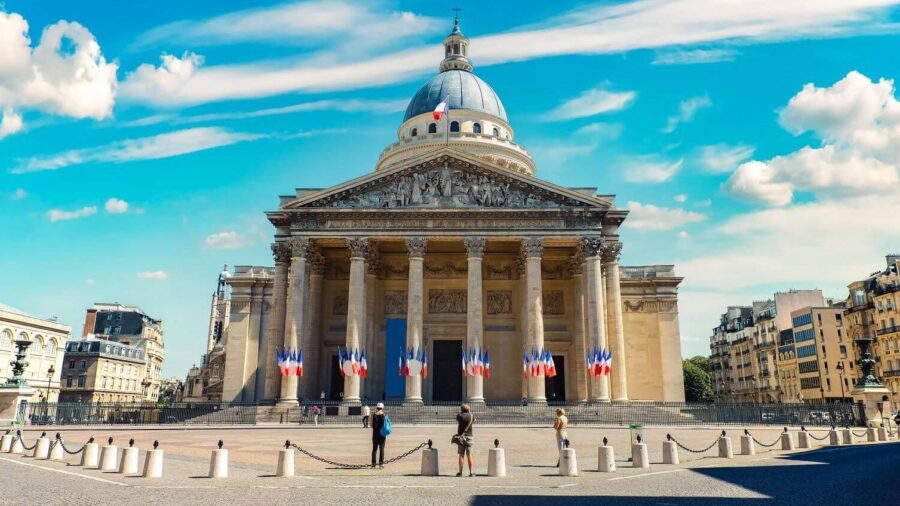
[58,339,147,403]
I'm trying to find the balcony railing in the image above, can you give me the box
[884,370,900,378]
[876,325,900,336]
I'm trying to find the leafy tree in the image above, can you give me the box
[686,355,711,376]
[683,359,713,402]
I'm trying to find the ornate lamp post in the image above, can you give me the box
[852,333,890,425]
[4,339,32,388]
[45,365,55,402]
[836,361,846,403]
[141,378,151,403]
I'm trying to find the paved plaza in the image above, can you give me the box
[1,425,897,505]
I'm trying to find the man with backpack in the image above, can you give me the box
[371,402,390,468]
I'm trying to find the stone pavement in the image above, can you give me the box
[1,425,895,505]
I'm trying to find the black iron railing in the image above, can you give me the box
[19,402,258,426]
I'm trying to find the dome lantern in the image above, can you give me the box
[439,14,472,73]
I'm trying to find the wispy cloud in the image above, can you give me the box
[624,201,707,231]
[203,231,258,249]
[530,122,623,165]
[11,127,263,174]
[623,157,683,183]
[543,86,636,121]
[137,270,168,281]
[652,48,738,65]
[105,198,129,214]
[143,99,407,127]
[47,206,97,222]
[699,144,755,173]
[662,95,711,133]
[121,0,900,107]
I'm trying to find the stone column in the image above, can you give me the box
[569,246,589,402]
[343,238,368,403]
[279,237,310,407]
[302,248,324,400]
[603,242,628,401]
[522,237,546,403]
[404,237,427,404]
[583,237,610,402]
[465,237,486,404]
[364,247,379,402]
[264,243,291,401]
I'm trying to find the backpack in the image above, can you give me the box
[380,415,393,437]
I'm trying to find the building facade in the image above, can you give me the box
[182,268,232,403]
[216,20,686,406]
[81,303,164,401]
[0,303,70,402]
[58,339,147,403]
[789,306,853,403]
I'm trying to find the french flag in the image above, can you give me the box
[484,351,490,379]
[360,351,368,379]
[462,347,468,376]
[603,349,613,376]
[295,349,303,377]
[422,350,428,379]
[522,351,529,378]
[433,97,449,120]
[276,348,289,377]
[398,347,404,377]
[337,348,345,377]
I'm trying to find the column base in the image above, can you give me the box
[276,399,299,408]
[341,398,361,405]
[588,397,612,404]
[526,398,548,406]
[466,397,485,405]
[612,397,629,403]
[403,398,424,406]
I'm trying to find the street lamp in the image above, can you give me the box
[141,378,151,403]
[836,361,846,403]
[45,365,55,402]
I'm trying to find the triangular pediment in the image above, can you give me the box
[283,148,611,210]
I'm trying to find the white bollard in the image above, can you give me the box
[841,428,853,445]
[9,434,24,455]
[597,444,615,473]
[632,442,650,469]
[209,441,228,479]
[798,431,810,449]
[142,441,164,478]
[662,439,679,465]
[487,446,506,477]
[33,436,51,459]
[0,434,12,453]
[100,439,119,472]
[741,434,755,455]
[420,447,439,476]
[866,427,877,442]
[829,429,840,446]
[119,443,140,475]
[81,442,100,468]
[718,434,733,459]
[877,427,887,442]
[558,448,578,477]
[49,438,64,461]
[275,444,295,478]
[780,431,794,450]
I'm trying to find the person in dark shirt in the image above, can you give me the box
[371,402,386,468]
[455,404,475,477]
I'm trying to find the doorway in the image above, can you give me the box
[432,340,463,402]
[545,355,566,403]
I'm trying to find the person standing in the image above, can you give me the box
[320,390,326,401]
[362,404,371,428]
[454,404,475,477]
[371,402,387,468]
[311,405,320,427]
[553,408,568,466]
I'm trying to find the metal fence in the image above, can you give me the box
[278,400,864,427]
[18,402,257,426]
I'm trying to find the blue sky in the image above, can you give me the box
[3,0,900,377]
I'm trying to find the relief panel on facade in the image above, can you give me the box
[485,262,516,280]
[486,291,513,315]
[428,289,467,314]
[624,300,678,313]
[332,294,348,315]
[541,262,570,280]
[424,261,467,278]
[384,291,408,315]
[542,291,565,316]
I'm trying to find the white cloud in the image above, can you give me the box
[137,270,168,281]
[674,194,688,203]
[176,99,408,124]
[120,1,900,107]
[623,157,683,183]
[47,206,97,222]
[203,231,257,249]
[678,231,689,239]
[726,71,900,206]
[662,95,711,133]
[699,144,755,173]
[0,11,117,138]
[652,48,738,65]
[104,198,129,214]
[12,127,263,173]
[624,201,706,230]
[531,122,622,165]
[544,87,636,121]
[12,188,26,200]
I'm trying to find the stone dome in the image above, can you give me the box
[403,70,508,122]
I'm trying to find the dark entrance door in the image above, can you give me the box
[545,355,566,403]
[432,340,463,402]
[329,355,344,401]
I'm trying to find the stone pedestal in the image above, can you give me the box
[0,387,34,425]
[598,445,615,472]
[209,448,228,478]
[33,437,51,459]
[877,427,887,441]
[841,428,853,445]
[100,445,119,472]
[119,447,140,475]
[49,439,64,461]
[487,447,506,477]
[0,434,12,452]
[828,429,840,446]
[798,431,810,449]
[81,442,100,468]
[558,448,578,476]
[866,427,877,442]
[740,435,755,455]
[780,432,794,450]
[142,449,164,478]
[718,436,733,458]
[851,379,890,426]
[420,448,439,476]
[276,448,295,477]
[631,442,649,468]
[662,440,679,464]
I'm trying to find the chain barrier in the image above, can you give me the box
[851,429,868,438]
[667,433,719,454]
[58,436,92,455]
[288,440,428,469]
[805,431,830,441]
[15,431,36,451]
[748,429,781,448]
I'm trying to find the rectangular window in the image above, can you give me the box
[77,375,85,388]
[68,361,75,369]
[792,313,813,327]
[66,375,73,388]
[797,345,817,359]
[80,360,86,369]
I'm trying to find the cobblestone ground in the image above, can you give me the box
[1,425,896,505]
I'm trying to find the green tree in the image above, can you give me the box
[683,359,713,402]
[686,355,711,375]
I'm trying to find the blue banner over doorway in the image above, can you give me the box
[384,319,406,399]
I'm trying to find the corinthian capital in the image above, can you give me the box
[521,237,544,258]
[346,237,370,259]
[464,237,486,258]
[580,236,603,257]
[568,243,585,275]
[601,241,623,263]
[309,249,326,275]
[288,237,312,259]
[271,242,292,264]
[405,236,427,258]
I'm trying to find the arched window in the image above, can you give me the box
[450,121,460,133]
[0,330,10,350]
[428,123,437,134]
[473,123,482,134]
[492,127,500,137]
[411,127,418,137]
[46,339,56,356]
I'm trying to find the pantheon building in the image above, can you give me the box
[220,20,685,406]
